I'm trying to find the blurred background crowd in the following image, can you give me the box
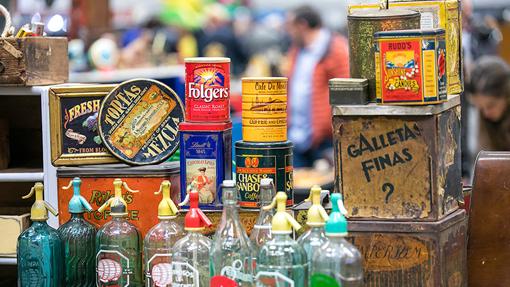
[1,0,510,180]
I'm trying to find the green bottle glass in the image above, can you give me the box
[58,177,96,287]
[210,180,255,286]
[311,194,363,287]
[17,182,63,287]
[256,192,308,287]
[95,179,143,287]
[144,180,185,286]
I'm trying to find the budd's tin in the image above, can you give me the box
[235,141,293,208]
[185,57,230,122]
[179,122,232,210]
[98,79,184,165]
[375,29,447,104]
[241,77,288,142]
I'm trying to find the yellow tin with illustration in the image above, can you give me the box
[375,29,447,105]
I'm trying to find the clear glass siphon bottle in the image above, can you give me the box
[17,182,63,287]
[256,191,308,287]
[144,180,185,287]
[210,180,255,286]
[172,188,213,286]
[297,185,330,285]
[249,178,276,250]
[95,179,143,287]
[311,193,364,287]
[58,177,96,287]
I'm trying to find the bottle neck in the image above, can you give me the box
[273,233,292,240]
[31,221,48,227]
[327,234,348,242]
[70,213,84,219]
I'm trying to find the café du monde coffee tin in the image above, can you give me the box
[242,77,288,142]
[98,79,184,165]
[185,57,230,122]
[179,122,232,210]
[235,140,293,208]
[374,29,447,104]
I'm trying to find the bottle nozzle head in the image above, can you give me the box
[24,182,59,221]
[325,193,348,236]
[66,177,93,213]
[305,186,329,226]
[156,180,179,217]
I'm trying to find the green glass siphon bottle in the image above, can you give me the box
[58,177,96,287]
[171,188,213,286]
[297,185,329,285]
[249,178,276,250]
[144,180,185,286]
[256,191,308,287]
[310,193,364,287]
[210,180,255,286]
[17,182,63,287]
[95,179,143,287]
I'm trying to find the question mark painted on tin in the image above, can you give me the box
[382,183,394,204]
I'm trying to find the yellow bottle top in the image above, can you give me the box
[263,191,301,234]
[155,180,179,219]
[305,185,329,227]
[23,182,58,221]
[98,179,138,217]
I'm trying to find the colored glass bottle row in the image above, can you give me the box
[17,177,363,287]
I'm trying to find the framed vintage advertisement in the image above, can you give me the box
[49,85,119,165]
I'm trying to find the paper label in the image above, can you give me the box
[96,250,132,287]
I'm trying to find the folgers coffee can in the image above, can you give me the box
[241,77,288,142]
[179,122,232,210]
[185,57,230,122]
[348,8,421,101]
[235,141,293,208]
[374,29,447,104]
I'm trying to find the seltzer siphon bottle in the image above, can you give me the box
[144,180,185,287]
[95,179,143,287]
[310,193,364,287]
[17,182,63,287]
[210,180,255,287]
[297,186,330,286]
[249,178,276,250]
[58,177,96,287]
[172,188,213,286]
[256,191,308,287]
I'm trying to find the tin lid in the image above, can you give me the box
[375,28,445,38]
[56,162,180,177]
[263,192,302,234]
[179,121,233,132]
[62,177,93,214]
[98,78,184,166]
[329,78,368,88]
[348,8,419,20]
[241,77,288,81]
[22,182,58,221]
[235,140,293,149]
[184,57,231,63]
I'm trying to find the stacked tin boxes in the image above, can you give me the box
[327,2,467,286]
[235,77,294,209]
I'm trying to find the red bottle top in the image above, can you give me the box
[184,191,212,231]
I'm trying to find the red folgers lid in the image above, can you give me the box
[184,191,212,230]
[179,121,232,131]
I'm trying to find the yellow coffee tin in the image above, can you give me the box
[241,77,287,95]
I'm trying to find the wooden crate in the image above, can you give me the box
[0,207,30,257]
[0,37,68,86]
[348,209,467,286]
[332,95,462,220]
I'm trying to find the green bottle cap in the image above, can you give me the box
[63,177,93,214]
[325,193,348,236]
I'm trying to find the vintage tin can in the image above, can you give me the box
[348,9,421,101]
[329,78,369,105]
[185,57,230,122]
[331,95,462,220]
[241,77,288,142]
[374,29,447,105]
[179,122,232,210]
[98,79,184,165]
[350,0,463,95]
[235,141,293,208]
[56,163,180,236]
[348,209,467,286]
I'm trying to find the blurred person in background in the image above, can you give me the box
[285,5,349,167]
[469,56,510,151]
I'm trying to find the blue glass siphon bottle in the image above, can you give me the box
[58,177,96,287]
[17,182,63,287]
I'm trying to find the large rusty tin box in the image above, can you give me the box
[57,163,180,236]
[348,209,467,286]
[332,95,461,220]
